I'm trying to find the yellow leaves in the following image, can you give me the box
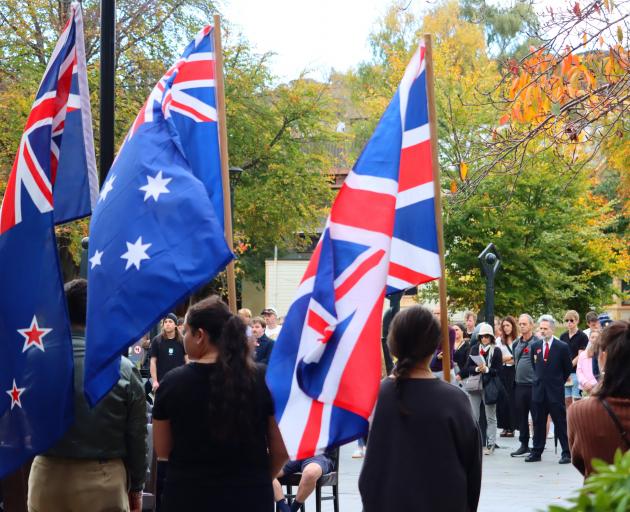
[459,162,468,180]
[450,180,458,194]
[617,25,624,43]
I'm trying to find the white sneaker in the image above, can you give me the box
[352,448,365,458]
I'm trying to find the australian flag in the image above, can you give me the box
[84,25,233,406]
[0,3,97,477]
[266,41,440,459]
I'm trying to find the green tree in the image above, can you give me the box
[443,149,620,317]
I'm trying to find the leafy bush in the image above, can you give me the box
[547,450,630,512]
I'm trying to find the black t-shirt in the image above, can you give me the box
[560,330,589,366]
[152,362,274,485]
[150,335,186,382]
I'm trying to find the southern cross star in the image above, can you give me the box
[99,175,116,202]
[121,236,152,270]
[6,379,25,410]
[17,315,52,353]
[139,170,172,202]
[89,249,104,269]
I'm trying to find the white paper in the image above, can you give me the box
[470,355,485,366]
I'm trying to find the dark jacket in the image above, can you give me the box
[530,337,572,404]
[46,331,148,491]
[460,342,503,385]
[254,334,274,365]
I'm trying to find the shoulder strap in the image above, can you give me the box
[599,398,630,448]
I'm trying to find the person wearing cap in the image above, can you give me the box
[150,313,187,393]
[262,306,282,340]
[460,322,504,455]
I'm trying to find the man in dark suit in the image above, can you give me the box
[526,315,573,464]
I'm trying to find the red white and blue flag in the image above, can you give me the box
[84,25,233,406]
[0,3,97,477]
[266,41,440,459]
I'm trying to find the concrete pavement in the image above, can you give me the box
[295,435,583,511]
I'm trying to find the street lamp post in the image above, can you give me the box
[478,243,501,327]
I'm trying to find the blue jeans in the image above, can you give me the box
[564,372,581,399]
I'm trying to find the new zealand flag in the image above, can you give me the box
[0,3,97,477]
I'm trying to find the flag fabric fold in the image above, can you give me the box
[266,41,440,460]
[0,3,96,477]
[84,25,233,406]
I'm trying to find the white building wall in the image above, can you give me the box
[265,259,310,317]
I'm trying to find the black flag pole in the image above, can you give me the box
[99,0,115,187]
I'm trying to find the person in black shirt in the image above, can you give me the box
[150,313,186,392]
[452,322,470,385]
[152,296,288,512]
[560,310,589,408]
[359,306,481,512]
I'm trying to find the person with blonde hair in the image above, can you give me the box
[560,309,589,407]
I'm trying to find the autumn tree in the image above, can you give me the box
[0,1,338,286]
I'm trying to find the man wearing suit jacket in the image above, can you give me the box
[525,315,573,463]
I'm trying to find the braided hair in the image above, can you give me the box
[387,305,441,416]
[185,296,258,440]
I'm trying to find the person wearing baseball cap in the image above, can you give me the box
[261,306,282,340]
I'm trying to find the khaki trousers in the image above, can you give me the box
[28,456,129,512]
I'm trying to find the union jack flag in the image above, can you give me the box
[266,41,440,459]
[0,5,97,233]
[0,3,96,477]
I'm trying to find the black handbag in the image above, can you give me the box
[483,376,503,404]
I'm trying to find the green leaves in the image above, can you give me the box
[545,450,630,512]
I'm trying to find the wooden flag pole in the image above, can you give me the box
[424,34,451,382]
[213,15,237,314]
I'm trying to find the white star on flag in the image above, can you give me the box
[6,379,26,410]
[89,249,104,269]
[121,236,152,270]
[139,170,172,202]
[99,175,116,202]
[17,315,52,353]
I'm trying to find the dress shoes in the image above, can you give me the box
[559,455,571,464]
[524,454,541,462]
[510,445,530,457]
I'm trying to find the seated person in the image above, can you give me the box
[273,452,334,512]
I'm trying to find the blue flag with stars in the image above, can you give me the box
[84,25,233,406]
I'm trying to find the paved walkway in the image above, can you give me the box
[296,435,583,511]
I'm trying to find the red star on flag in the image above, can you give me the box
[17,315,52,353]
[6,379,26,410]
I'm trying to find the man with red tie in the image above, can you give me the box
[526,315,573,463]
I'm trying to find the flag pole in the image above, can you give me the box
[424,34,451,382]
[213,15,237,314]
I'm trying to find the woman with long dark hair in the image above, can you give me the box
[569,321,630,477]
[152,296,288,511]
[497,315,518,437]
[359,306,482,512]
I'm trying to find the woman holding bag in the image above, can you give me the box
[461,322,504,454]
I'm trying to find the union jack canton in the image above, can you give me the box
[266,42,440,460]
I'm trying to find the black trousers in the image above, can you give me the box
[497,366,517,430]
[531,398,570,457]
[514,383,533,446]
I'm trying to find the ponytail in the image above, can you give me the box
[186,296,258,439]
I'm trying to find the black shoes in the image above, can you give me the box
[510,445,530,457]
[524,454,542,462]
[559,455,571,464]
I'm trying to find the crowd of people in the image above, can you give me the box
[13,282,630,511]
